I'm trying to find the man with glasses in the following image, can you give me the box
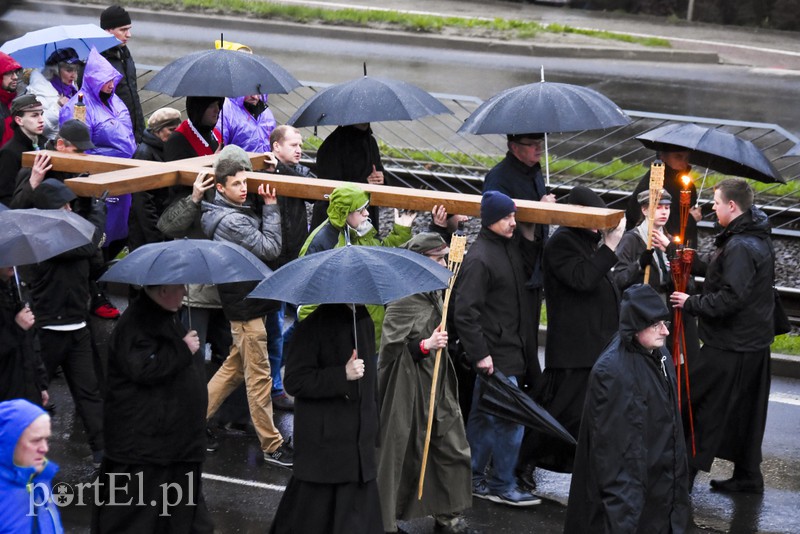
[566,283,690,534]
[0,52,23,147]
[483,133,557,491]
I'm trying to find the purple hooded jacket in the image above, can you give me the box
[216,95,276,152]
[60,47,135,244]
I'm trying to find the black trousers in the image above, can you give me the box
[687,345,771,475]
[92,461,213,534]
[38,326,104,452]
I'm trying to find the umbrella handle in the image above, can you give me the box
[13,266,24,304]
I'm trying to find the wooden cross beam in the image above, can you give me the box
[22,150,623,229]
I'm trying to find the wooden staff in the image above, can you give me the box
[418,232,468,500]
[643,160,665,284]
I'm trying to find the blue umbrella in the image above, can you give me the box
[0,24,120,68]
[99,239,271,286]
[143,48,301,97]
[248,244,452,305]
[288,75,452,127]
[0,208,96,269]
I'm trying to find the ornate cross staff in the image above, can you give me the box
[643,160,665,284]
[418,232,467,500]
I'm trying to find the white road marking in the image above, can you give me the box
[770,392,800,406]
[202,473,286,491]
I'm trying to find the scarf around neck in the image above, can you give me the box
[175,119,221,156]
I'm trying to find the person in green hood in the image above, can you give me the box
[298,183,416,345]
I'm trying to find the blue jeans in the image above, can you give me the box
[266,305,284,396]
[466,375,524,494]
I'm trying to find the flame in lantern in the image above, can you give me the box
[681,174,692,188]
[674,236,681,245]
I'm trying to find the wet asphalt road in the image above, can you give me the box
[46,305,800,534]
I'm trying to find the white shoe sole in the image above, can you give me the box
[486,494,542,507]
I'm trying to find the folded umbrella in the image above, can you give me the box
[0,24,120,68]
[99,238,271,286]
[0,208,96,268]
[143,48,301,97]
[477,370,576,446]
[636,123,784,184]
[288,75,452,127]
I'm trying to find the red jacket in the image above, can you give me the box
[0,52,21,147]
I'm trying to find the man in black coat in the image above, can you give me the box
[271,304,382,533]
[310,123,385,230]
[531,186,624,473]
[671,178,775,494]
[565,284,690,534]
[100,5,145,143]
[19,179,106,467]
[128,107,182,251]
[453,191,541,507]
[93,284,213,533]
[0,95,47,206]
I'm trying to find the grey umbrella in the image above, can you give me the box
[99,238,270,286]
[636,123,785,184]
[459,69,631,185]
[0,208,96,269]
[288,75,452,127]
[143,48,301,97]
[458,80,630,136]
[249,244,452,356]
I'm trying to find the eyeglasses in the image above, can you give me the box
[650,320,671,331]
[4,69,22,78]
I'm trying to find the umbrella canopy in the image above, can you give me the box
[143,49,301,97]
[458,80,631,136]
[0,24,120,68]
[99,239,271,285]
[288,75,452,127]
[637,123,784,184]
[249,245,452,305]
[477,371,576,446]
[0,208,96,268]
[780,142,800,159]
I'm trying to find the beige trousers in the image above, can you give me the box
[206,317,283,453]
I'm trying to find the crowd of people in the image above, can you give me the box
[0,4,781,534]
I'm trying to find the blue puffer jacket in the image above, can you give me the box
[60,47,136,244]
[216,95,276,152]
[0,399,63,534]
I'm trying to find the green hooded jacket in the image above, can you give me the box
[297,184,412,345]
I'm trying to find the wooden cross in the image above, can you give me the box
[21,150,623,229]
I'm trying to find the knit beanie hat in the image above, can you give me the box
[481,190,516,227]
[100,5,131,30]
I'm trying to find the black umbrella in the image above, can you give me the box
[288,75,452,127]
[250,244,452,355]
[249,244,451,305]
[99,238,271,286]
[458,80,630,136]
[780,142,800,159]
[0,208,96,269]
[636,123,785,184]
[143,48,301,97]
[477,370,576,446]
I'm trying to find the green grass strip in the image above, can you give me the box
[88,0,670,47]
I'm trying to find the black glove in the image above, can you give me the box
[638,248,655,270]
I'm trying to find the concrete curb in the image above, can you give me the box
[28,0,720,64]
[539,326,800,380]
